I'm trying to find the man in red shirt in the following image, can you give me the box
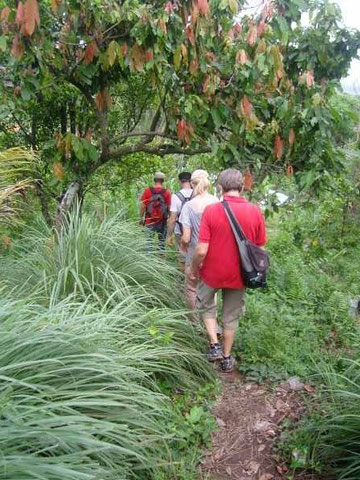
[191,169,266,372]
[140,171,171,254]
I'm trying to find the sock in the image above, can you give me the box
[223,355,230,359]
[210,342,219,348]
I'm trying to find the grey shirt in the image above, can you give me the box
[179,193,219,266]
[170,188,193,236]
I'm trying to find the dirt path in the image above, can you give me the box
[201,370,318,480]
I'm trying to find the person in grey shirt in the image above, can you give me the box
[179,169,218,312]
[167,171,193,272]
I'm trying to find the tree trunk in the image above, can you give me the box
[35,180,52,227]
[54,180,82,231]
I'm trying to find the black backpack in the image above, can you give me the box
[146,188,168,223]
[175,191,193,233]
[223,200,270,289]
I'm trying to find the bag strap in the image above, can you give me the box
[222,200,247,243]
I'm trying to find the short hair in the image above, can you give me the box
[178,171,192,182]
[154,177,164,184]
[217,169,244,193]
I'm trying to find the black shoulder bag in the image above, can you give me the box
[223,200,269,289]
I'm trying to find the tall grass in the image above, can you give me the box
[0,209,214,479]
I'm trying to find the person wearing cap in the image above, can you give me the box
[190,169,266,373]
[139,172,171,254]
[178,169,219,313]
[167,171,193,271]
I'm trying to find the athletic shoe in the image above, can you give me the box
[207,343,223,362]
[220,355,235,373]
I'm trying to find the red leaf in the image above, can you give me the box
[236,49,247,65]
[11,34,24,58]
[305,70,315,87]
[240,96,252,118]
[186,25,195,46]
[257,20,266,37]
[145,49,154,62]
[286,164,294,177]
[53,162,65,180]
[189,58,199,75]
[121,43,128,57]
[84,40,98,65]
[205,50,215,62]
[247,25,257,46]
[274,136,284,160]
[198,0,210,16]
[202,75,211,94]
[22,0,40,36]
[176,119,194,145]
[244,169,254,191]
[289,128,295,147]
[227,28,234,41]
[16,2,25,27]
[191,5,199,25]
[261,2,274,21]
[164,2,173,14]
[234,23,242,35]
[96,89,112,112]
[131,43,145,72]
[0,7,10,24]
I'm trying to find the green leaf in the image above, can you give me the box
[0,36,7,53]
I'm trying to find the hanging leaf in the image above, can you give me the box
[181,43,188,63]
[158,18,167,34]
[257,38,266,53]
[145,49,154,63]
[244,169,254,191]
[186,25,196,46]
[0,7,10,24]
[257,20,266,37]
[53,162,65,180]
[121,43,128,57]
[289,128,295,147]
[191,5,199,25]
[305,70,315,87]
[22,0,40,36]
[84,40,99,64]
[274,135,284,159]
[236,49,247,65]
[176,119,194,145]
[51,0,61,15]
[227,28,234,41]
[240,96,252,118]
[234,23,242,35]
[85,129,92,142]
[286,164,294,177]
[16,2,25,27]
[189,58,199,76]
[198,0,210,17]
[131,43,144,72]
[270,45,283,71]
[11,34,24,59]
[106,40,119,67]
[247,25,257,46]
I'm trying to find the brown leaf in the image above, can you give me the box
[257,20,266,36]
[305,70,315,87]
[304,384,315,393]
[16,2,25,27]
[1,234,12,248]
[186,25,195,46]
[236,49,247,65]
[176,118,194,145]
[22,0,40,36]
[145,49,154,62]
[247,25,257,46]
[227,28,234,41]
[52,0,61,15]
[289,128,295,147]
[234,22,242,35]
[131,43,144,72]
[84,40,99,65]
[274,135,284,160]
[96,88,112,112]
[191,5,199,25]
[189,58,199,76]
[121,42,128,57]
[244,169,254,191]
[53,162,65,180]
[85,129,92,142]
[158,18,167,34]
[11,34,24,59]
[225,466,232,476]
[257,38,266,53]
[198,0,210,16]
[240,96,253,118]
[260,475,274,480]
[0,7,10,24]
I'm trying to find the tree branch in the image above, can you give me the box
[107,143,211,160]
[109,130,177,145]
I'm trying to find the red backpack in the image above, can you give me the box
[146,188,168,223]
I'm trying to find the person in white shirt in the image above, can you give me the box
[167,171,193,272]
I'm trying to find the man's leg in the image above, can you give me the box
[196,282,222,361]
[185,265,198,314]
[158,225,167,254]
[145,225,155,255]
[220,288,246,371]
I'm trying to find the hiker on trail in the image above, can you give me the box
[167,171,193,271]
[140,171,171,254]
[178,169,218,312]
[190,169,267,373]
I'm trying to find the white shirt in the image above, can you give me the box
[170,188,193,235]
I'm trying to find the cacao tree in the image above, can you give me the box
[0,0,359,221]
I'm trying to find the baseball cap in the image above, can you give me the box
[154,171,165,180]
[178,171,192,182]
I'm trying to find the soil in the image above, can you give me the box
[201,369,319,480]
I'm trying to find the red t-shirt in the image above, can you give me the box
[141,187,171,225]
[198,195,266,289]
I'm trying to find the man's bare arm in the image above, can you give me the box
[191,242,209,277]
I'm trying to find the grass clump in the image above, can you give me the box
[0,210,215,480]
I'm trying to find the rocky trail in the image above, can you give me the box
[201,369,319,480]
